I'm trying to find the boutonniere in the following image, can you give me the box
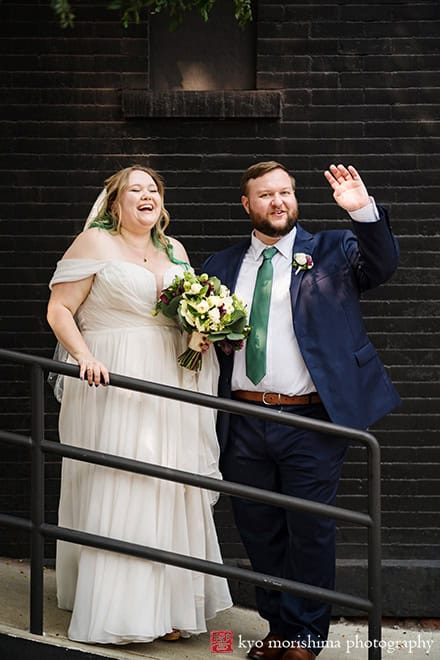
[293,252,314,275]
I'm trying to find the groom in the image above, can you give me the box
[202,162,400,660]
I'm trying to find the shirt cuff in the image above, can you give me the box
[349,196,379,223]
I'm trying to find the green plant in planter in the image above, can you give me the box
[50,0,253,29]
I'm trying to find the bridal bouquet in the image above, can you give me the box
[153,271,250,371]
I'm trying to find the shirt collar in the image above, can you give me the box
[250,226,297,261]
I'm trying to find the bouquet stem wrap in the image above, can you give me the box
[177,332,207,372]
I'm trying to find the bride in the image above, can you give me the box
[46,165,232,644]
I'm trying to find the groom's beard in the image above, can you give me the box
[249,208,298,238]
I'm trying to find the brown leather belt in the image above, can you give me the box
[232,390,321,406]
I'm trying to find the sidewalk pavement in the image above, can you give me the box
[0,557,438,659]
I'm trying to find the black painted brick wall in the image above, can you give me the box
[1,0,439,611]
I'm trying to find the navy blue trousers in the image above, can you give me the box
[221,402,348,649]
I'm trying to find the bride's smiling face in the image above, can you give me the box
[117,170,163,232]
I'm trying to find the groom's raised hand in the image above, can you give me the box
[324,163,370,212]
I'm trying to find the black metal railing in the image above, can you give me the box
[0,348,382,659]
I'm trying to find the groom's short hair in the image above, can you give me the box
[240,161,296,195]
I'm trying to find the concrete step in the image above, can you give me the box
[0,558,438,659]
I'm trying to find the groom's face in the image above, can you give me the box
[242,168,298,239]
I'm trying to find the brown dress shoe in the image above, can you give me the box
[247,633,286,660]
[159,629,181,641]
[282,647,316,660]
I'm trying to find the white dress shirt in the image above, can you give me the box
[231,198,379,394]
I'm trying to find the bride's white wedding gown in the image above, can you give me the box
[50,259,232,644]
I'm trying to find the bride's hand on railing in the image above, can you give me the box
[77,352,110,387]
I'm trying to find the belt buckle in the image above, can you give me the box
[262,392,281,406]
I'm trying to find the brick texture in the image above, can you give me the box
[0,0,439,613]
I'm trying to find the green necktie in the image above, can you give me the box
[246,246,278,385]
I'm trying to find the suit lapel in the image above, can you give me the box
[225,240,251,292]
[224,227,315,310]
[289,223,315,312]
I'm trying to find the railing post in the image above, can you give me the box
[30,364,45,635]
[367,438,382,659]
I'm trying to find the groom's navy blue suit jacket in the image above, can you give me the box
[202,206,401,449]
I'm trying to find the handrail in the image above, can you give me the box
[0,348,382,659]
[39,439,371,526]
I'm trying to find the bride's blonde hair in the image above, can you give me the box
[93,165,171,250]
